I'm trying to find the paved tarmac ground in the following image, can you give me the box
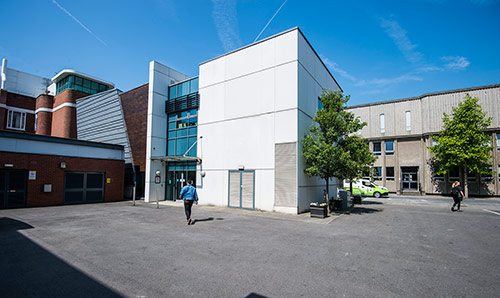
[1,196,500,298]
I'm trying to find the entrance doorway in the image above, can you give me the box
[401,166,419,191]
[0,170,27,209]
[228,170,255,210]
[166,167,196,201]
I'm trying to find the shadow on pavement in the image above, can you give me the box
[246,293,268,298]
[347,206,383,215]
[360,201,384,205]
[0,217,123,298]
[191,217,226,225]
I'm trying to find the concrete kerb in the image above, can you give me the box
[143,200,343,225]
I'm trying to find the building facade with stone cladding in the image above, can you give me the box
[346,84,500,196]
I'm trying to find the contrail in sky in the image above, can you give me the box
[254,0,288,42]
[52,0,108,47]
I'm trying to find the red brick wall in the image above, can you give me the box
[0,90,36,133]
[120,83,148,171]
[51,89,88,138]
[0,151,124,207]
[35,94,54,135]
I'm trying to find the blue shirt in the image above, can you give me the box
[180,184,198,201]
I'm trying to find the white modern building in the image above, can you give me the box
[145,27,341,214]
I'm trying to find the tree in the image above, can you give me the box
[302,89,376,206]
[428,93,493,197]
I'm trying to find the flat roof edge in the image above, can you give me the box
[0,130,124,150]
[347,83,500,109]
[51,69,115,88]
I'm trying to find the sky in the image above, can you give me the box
[1,0,499,106]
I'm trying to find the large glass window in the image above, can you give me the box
[385,141,394,155]
[497,133,500,149]
[7,110,26,131]
[374,167,382,180]
[373,142,382,156]
[56,75,109,95]
[168,77,199,99]
[386,167,395,181]
[167,109,198,157]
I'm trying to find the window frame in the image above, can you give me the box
[405,111,411,131]
[7,109,26,131]
[385,141,394,155]
[373,142,382,156]
[386,167,395,181]
[380,114,385,133]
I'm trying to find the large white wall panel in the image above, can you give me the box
[199,113,275,170]
[197,170,228,206]
[224,68,276,119]
[274,109,298,144]
[225,38,276,80]
[199,56,226,88]
[198,83,226,124]
[274,62,298,111]
[255,170,275,211]
[275,30,298,66]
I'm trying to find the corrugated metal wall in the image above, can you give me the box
[76,89,133,164]
[274,142,297,207]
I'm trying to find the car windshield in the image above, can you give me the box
[370,183,379,188]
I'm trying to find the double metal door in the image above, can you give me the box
[0,170,27,209]
[401,167,419,190]
[228,170,255,210]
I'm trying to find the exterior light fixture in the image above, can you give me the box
[60,162,67,169]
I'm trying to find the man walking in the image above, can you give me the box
[451,181,466,212]
[179,180,198,225]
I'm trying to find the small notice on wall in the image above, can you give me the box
[106,178,111,184]
[29,171,36,180]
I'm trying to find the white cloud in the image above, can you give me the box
[380,18,423,64]
[52,0,107,47]
[211,0,242,52]
[441,56,470,71]
[364,74,423,86]
[322,56,357,82]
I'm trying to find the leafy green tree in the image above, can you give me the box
[302,90,376,205]
[428,93,493,197]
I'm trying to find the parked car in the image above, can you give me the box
[343,179,389,198]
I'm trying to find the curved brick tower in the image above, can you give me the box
[35,94,54,135]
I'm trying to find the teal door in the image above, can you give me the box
[228,170,255,210]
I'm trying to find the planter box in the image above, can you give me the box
[310,205,327,218]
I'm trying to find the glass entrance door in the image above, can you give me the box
[165,170,196,201]
[401,167,419,191]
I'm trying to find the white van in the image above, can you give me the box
[344,179,389,198]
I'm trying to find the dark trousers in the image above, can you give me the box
[452,196,461,210]
[184,200,194,219]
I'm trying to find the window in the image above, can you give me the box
[55,75,109,95]
[433,172,444,182]
[406,111,411,131]
[374,167,382,180]
[497,133,500,149]
[481,166,493,182]
[167,109,198,157]
[380,114,385,133]
[373,142,381,156]
[318,98,323,111]
[449,167,459,182]
[386,167,394,181]
[385,141,394,155]
[7,110,26,130]
[34,113,38,132]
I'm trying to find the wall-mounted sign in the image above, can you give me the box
[29,171,36,180]
[106,178,111,184]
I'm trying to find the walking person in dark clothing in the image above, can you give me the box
[179,180,198,225]
[451,181,466,212]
